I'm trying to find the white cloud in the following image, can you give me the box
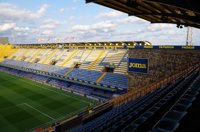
[0,3,16,8]
[0,3,49,43]
[168,30,176,35]
[39,19,63,37]
[58,7,77,13]
[72,21,116,33]
[16,32,28,36]
[114,30,136,36]
[14,27,30,32]
[73,0,80,2]
[96,11,124,18]
[68,21,118,41]
[13,26,39,39]
[0,23,16,33]
[34,4,48,17]
[42,29,53,36]
[72,25,89,31]
[0,3,48,22]
[69,16,148,41]
[116,17,147,25]
[68,16,75,21]
[93,21,116,31]
[146,24,174,32]
[41,19,61,29]
[59,8,65,13]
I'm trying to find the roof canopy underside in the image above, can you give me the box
[86,0,200,28]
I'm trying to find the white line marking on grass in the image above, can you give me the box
[16,103,24,106]
[23,103,55,120]
[25,108,83,132]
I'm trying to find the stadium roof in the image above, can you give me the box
[86,0,200,29]
[14,41,151,46]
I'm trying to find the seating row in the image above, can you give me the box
[71,71,200,132]
[152,73,200,132]
[1,59,128,89]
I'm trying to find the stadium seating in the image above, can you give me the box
[1,44,200,132]
[0,64,117,100]
[48,78,71,88]
[81,50,105,70]
[129,49,200,89]
[48,49,63,61]
[46,65,70,75]
[0,44,17,62]
[71,71,200,132]
[28,63,49,71]
[1,59,128,90]
[152,73,200,132]
[27,49,42,62]
[99,72,128,88]
[9,48,128,74]
[67,68,102,82]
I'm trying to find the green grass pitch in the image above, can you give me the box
[0,72,96,132]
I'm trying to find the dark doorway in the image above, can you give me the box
[21,56,26,61]
[50,60,57,65]
[74,63,81,68]
[102,67,115,73]
[34,58,40,63]
[3,56,8,59]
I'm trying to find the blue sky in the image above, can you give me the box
[0,0,200,45]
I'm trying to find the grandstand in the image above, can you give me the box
[0,42,200,131]
[1,41,147,101]
[0,0,200,131]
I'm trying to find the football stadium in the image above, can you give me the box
[0,0,200,132]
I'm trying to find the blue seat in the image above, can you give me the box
[178,98,194,105]
[134,117,147,125]
[67,68,101,82]
[182,94,196,101]
[152,119,179,132]
[172,103,192,112]
[155,103,164,108]
[187,90,199,95]
[164,111,187,122]
[141,111,154,119]
[99,72,128,88]
[71,76,195,132]
[130,117,147,130]
[149,107,160,113]
[121,124,137,132]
